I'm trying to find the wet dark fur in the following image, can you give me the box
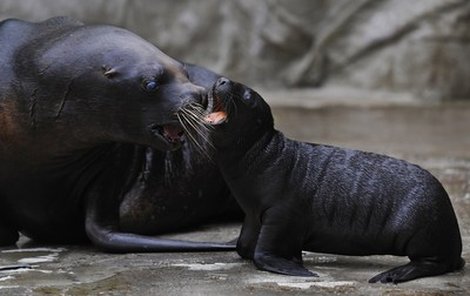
[0,17,240,252]
[207,78,465,283]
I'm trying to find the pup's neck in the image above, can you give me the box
[215,129,289,211]
[216,129,292,181]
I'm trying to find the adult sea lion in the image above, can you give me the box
[0,16,238,252]
[203,77,465,283]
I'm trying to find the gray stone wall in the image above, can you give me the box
[1,0,469,100]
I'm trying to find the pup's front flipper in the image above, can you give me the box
[254,251,317,276]
[253,205,318,277]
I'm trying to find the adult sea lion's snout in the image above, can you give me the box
[146,85,206,150]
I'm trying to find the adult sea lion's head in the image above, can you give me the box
[14,23,206,151]
[203,77,274,148]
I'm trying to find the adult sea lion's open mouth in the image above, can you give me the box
[204,89,227,125]
[149,123,185,144]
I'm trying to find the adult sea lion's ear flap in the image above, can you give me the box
[101,65,118,79]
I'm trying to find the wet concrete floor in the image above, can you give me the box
[1,89,469,295]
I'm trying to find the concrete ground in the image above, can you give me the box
[1,88,469,295]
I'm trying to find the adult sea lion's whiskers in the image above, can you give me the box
[181,107,206,126]
[176,112,206,154]
[180,108,213,144]
[181,109,212,141]
[176,109,213,160]
[184,103,213,130]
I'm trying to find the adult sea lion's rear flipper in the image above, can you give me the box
[85,185,235,253]
[85,222,236,253]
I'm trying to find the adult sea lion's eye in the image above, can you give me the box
[144,80,158,91]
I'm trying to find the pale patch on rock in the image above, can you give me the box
[172,262,244,271]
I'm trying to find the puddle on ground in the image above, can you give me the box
[1,247,65,266]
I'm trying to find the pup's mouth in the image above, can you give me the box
[203,87,228,125]
[149,123,185,145]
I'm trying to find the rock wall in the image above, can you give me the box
[1,0,469,100]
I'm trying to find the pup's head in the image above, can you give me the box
[203,78,274,148]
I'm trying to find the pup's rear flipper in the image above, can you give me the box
[369,257,465,284]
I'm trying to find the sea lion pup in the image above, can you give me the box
[203,77,465,283]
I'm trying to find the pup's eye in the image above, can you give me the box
[243,90,252,101]
[144,80,158,91]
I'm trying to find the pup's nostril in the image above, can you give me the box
[218,77,229,86]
